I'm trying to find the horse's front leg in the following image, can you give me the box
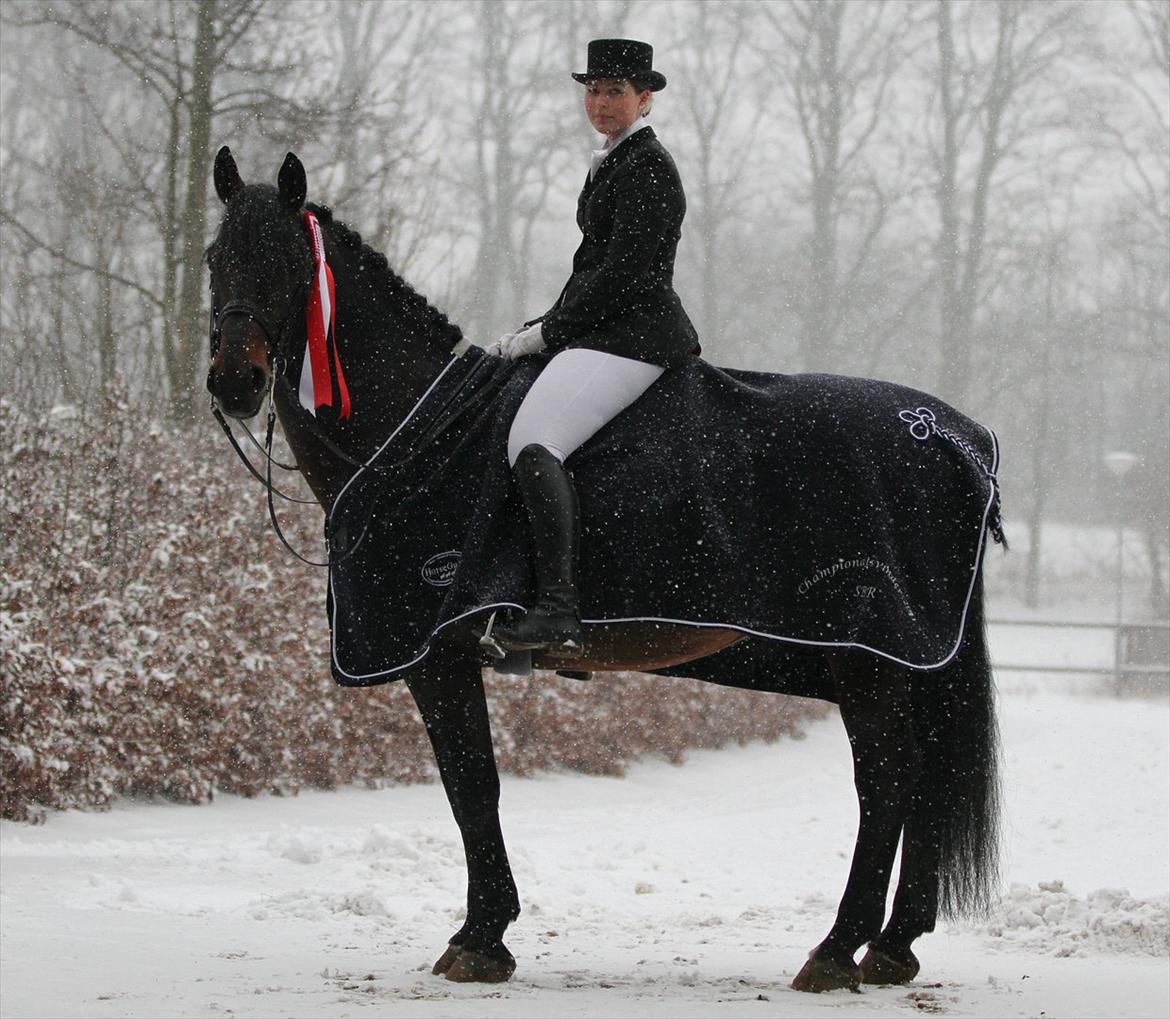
[792,655,921,993]
[405,644,520,983]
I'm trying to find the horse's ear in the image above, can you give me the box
[214,146,244,204]
[277,152,307,209]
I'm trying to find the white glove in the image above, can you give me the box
[487,330,518,355]
[498,322,545,360]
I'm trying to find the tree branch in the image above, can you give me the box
[1,206,164,308]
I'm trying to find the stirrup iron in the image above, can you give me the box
[478,610,507,660]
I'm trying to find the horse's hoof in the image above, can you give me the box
[791,953,862,993]
[444,944,516,983]
[431,943,462,976]
[859,944,920,985]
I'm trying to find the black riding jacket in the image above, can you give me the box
[533,126,699,368]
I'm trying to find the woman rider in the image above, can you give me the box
[493,38,699,655]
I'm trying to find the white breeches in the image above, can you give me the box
[507,348,665,466]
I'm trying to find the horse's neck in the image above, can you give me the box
[277,228,458,512]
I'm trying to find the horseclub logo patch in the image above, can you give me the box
[421,551,461,587]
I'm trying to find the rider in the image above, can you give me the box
[493,38,699,655]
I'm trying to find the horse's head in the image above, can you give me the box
[205,146,313,419]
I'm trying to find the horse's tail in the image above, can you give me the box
[913,570,1001,919]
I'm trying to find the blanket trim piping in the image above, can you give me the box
[327,353,461,681]
[330,353,462,511]
[327,359,1002,683]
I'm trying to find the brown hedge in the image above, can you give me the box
[0,397,826,823]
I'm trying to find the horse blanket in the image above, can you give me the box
[326,347,1002,688]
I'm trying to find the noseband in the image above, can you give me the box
[208,288,304,466]
[208,294,298,370]
[208,289,312,501]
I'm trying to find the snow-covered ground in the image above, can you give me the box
[2,686,1167,1019]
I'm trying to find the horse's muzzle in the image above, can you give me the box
[207,362,268,419]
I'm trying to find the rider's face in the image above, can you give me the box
[584,78,650,141]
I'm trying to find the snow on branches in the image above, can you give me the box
[0,399,822,822]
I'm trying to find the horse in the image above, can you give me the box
[204,147,1000,993]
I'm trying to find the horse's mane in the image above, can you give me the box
[305,201,463,353]
[206,185,462,357]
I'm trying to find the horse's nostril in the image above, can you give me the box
[250,365,266,391]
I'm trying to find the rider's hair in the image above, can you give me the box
[630,80,654,117]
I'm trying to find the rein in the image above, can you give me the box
[208,209,508,570]
[213,348,508,569]
[214,366,364,569]
[211,401,317,504]
[209,294,314,505]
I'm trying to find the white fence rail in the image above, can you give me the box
[988,618,1170,690]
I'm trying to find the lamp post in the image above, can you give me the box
[1104,451,1140,690]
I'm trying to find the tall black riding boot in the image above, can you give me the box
[494,443,585,655]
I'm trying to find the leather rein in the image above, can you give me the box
[209,294,505,569]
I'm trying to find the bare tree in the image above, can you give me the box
[1107,0,1170,235]
[930,0,1083,407]
[440,0,636,341]
[752,0,923,372]
[662,1,763,342]
[1074,0,1170,615]
[0,21,151,412]
[1,0,414,420]
[456,2,566,337]
[3,2,277,417]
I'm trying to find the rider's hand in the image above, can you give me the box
[487,330,517,355]
[499,322,544,360]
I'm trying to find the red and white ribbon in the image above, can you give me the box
[298,211,352,419]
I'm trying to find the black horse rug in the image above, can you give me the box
[325,347,1002,690]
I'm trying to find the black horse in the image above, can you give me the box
[205,148,1000,993]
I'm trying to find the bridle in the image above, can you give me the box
[209,283,510,570]
[210,298,283,360]
[208,291,309,493]
[207,286,353,568]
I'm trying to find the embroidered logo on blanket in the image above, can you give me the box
[421,551,461,587]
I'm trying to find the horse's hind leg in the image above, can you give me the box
[863,592,1002,985]
[792,655,921,993]
[856,673,950,984]
[405,646,520,982]
[857,809,939,984]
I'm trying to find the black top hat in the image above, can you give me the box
[572,38,666,91]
